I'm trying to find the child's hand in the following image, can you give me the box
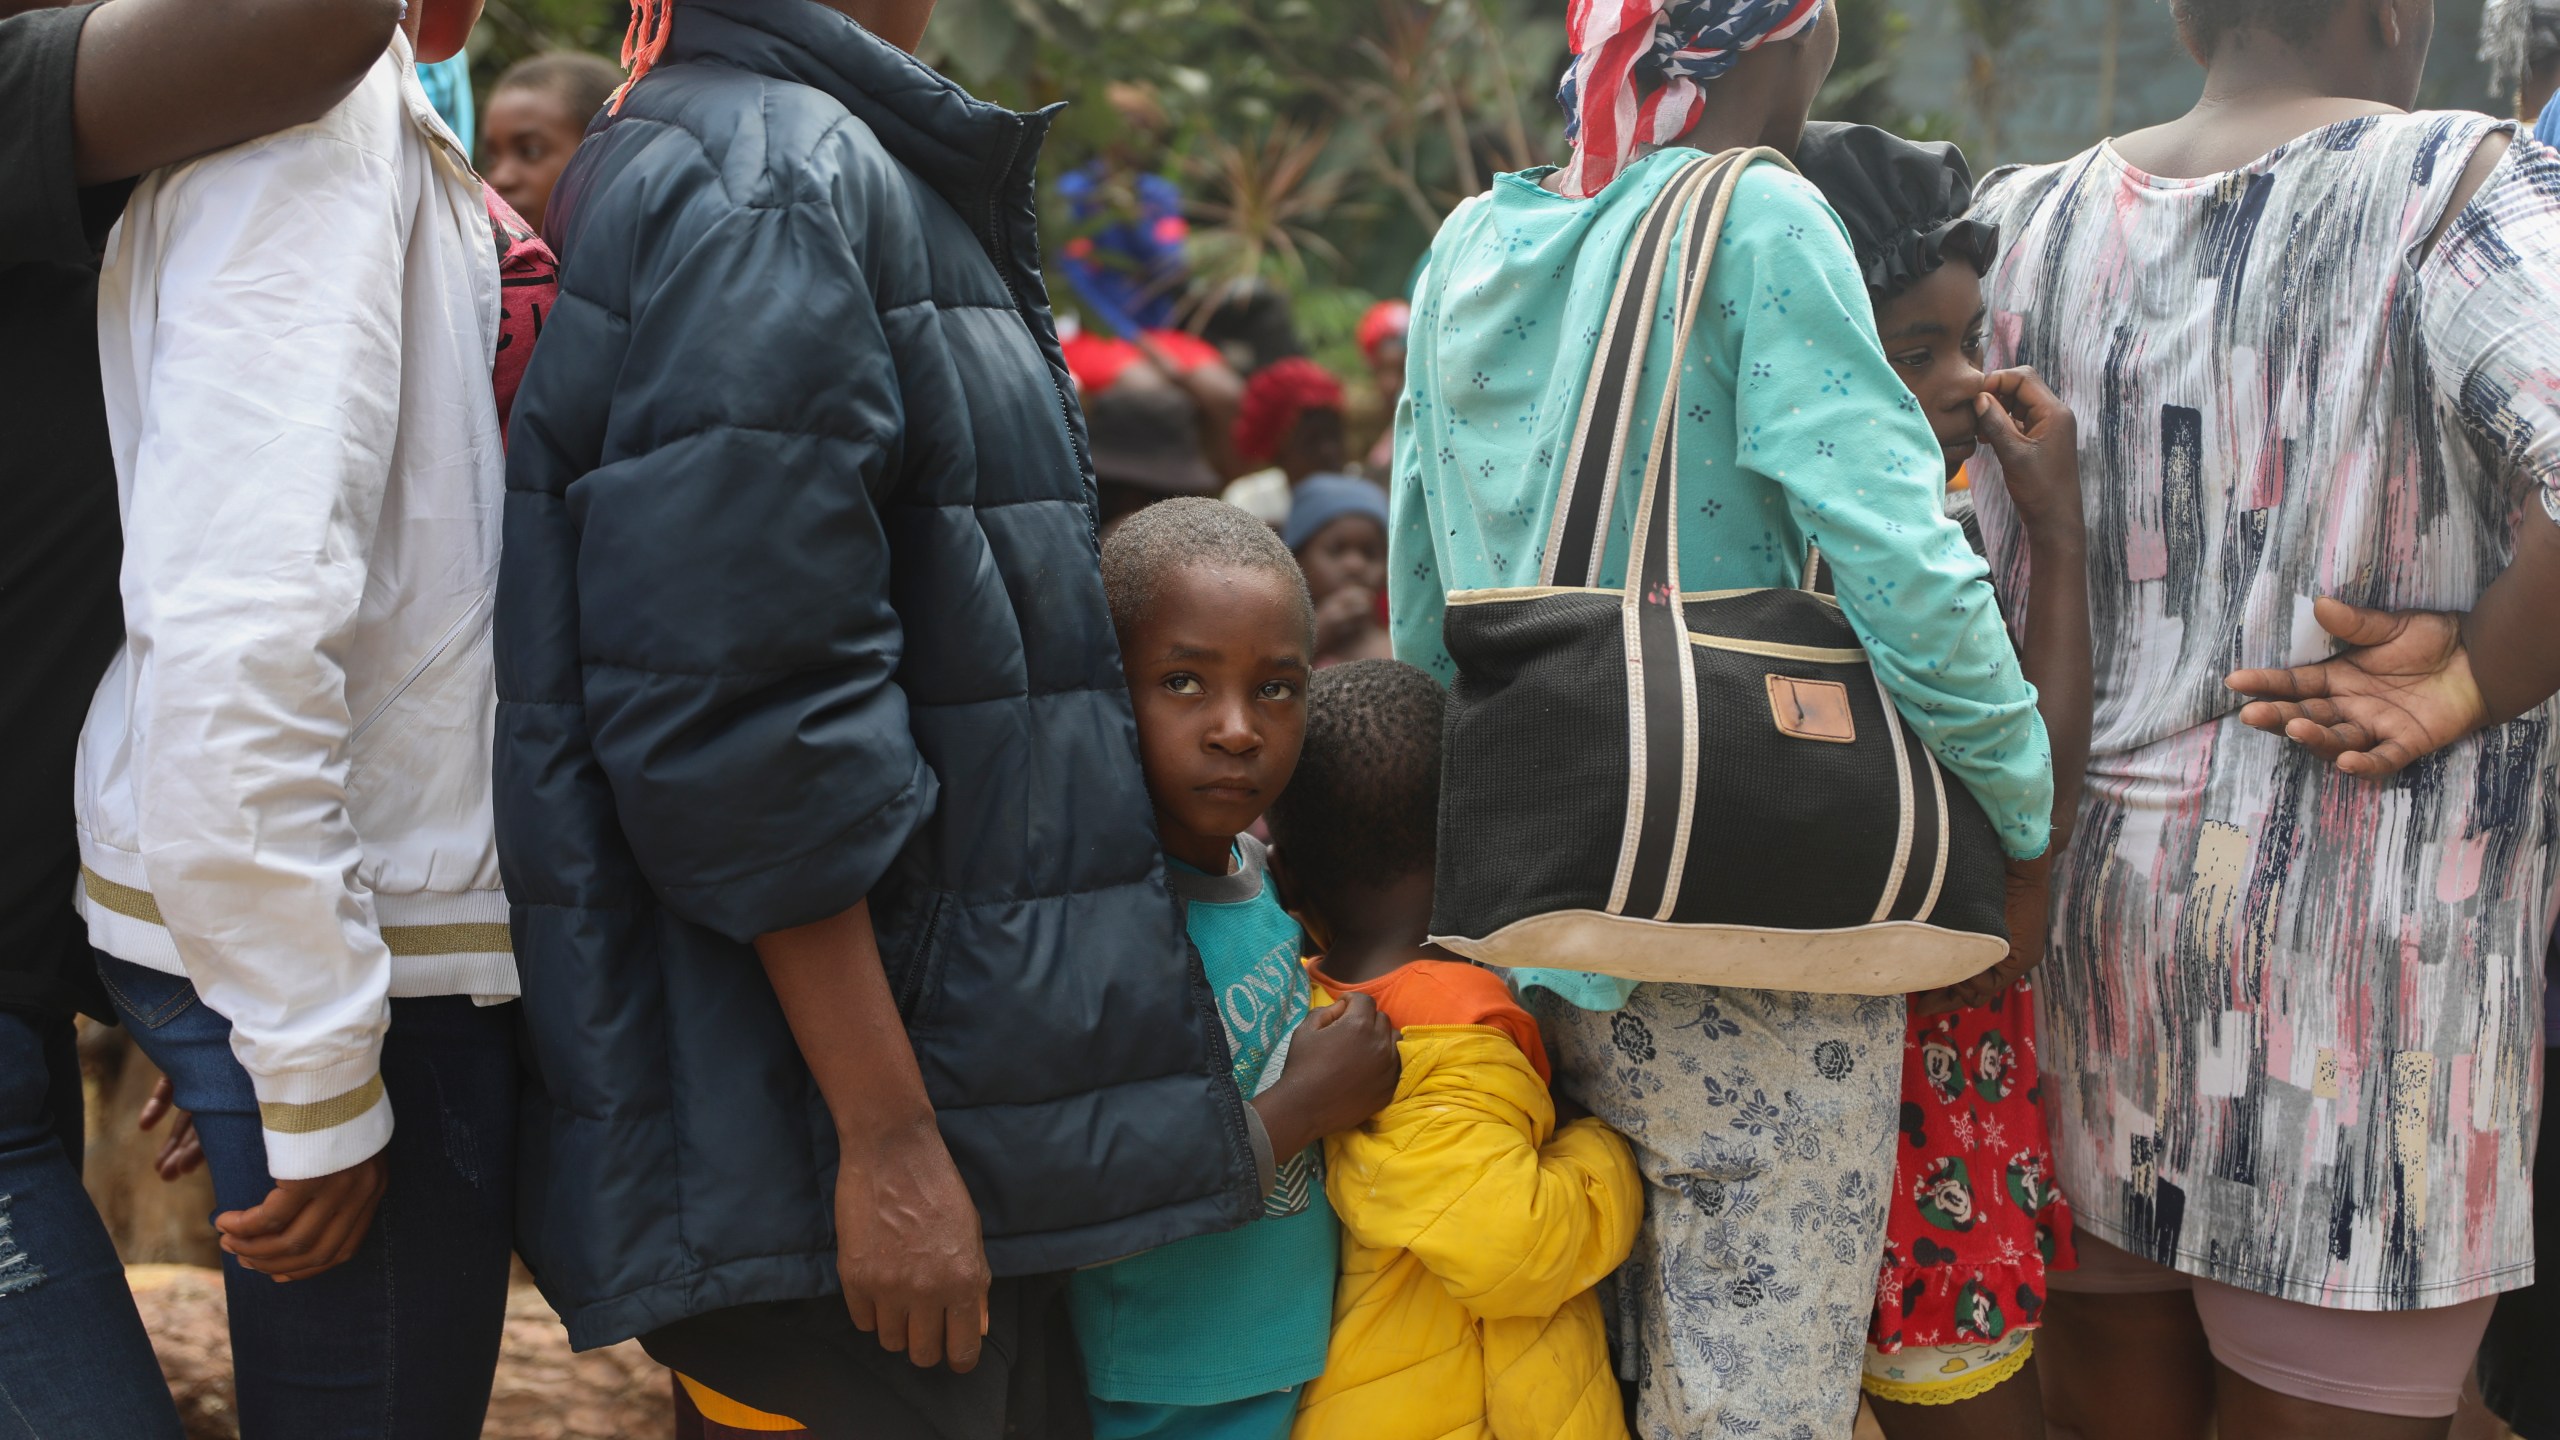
[1252,993,1401,1158]
[1975,367,2082,534]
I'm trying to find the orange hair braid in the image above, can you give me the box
[606,0,675,114]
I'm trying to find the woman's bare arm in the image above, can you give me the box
[63,0,402,185]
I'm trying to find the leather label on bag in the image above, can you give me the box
[1767,674,1856,743]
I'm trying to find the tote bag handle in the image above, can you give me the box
[1540,148,1789,591]
[1606,154,1757,918]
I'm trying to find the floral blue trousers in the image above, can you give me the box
[1529,984,1903,1440]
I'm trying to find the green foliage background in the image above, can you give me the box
[462,0,1967,379]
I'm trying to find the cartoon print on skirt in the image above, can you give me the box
[1869,975,2075,1353]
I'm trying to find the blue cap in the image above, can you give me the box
[1282,473,1390,552]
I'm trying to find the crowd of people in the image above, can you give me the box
[6,0,2560,1437]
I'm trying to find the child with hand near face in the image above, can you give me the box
[1078,498,1403,1440]
[1282,475,1394,668]
[1793,121,2093,1438]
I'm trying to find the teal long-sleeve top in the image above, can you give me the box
[1389,151,2051,1007]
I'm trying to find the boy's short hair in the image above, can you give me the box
[2171,0,2338,52]
[1102,497,1315,641]
[492,51,625,125]
[1266,660,1445,896]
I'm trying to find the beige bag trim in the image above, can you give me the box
[1431,910,2004,995]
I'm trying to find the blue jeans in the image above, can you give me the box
[97,955,518,1439]
[0,1005,185,1439]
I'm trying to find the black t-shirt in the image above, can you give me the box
[1,2,131,1019]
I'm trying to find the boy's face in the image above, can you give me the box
[1121,563,1313,874]
[1873,262,1988,482]
[1297,515,1386,605]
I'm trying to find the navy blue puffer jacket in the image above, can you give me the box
[495,0,1258,1349]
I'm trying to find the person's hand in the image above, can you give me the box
[2224,599,2486,779]
[833,1122,992,1372]
[1252,993,1401,1157]
[1313,585,1379,657]
[1913,855,2051,1015]
[1974,367,2082,534]
[214,1155,387,1282]
[137,1075,204,1182]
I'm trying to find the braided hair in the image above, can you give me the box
[606,0,676,113]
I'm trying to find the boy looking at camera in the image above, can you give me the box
[1080,497,1402,1440]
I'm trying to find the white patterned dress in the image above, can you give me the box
[1969,113,2560,1311]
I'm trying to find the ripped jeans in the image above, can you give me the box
[97,955,518,1440]
[0,1005,184,1439]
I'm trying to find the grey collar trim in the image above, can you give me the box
[1165,833,1268,906]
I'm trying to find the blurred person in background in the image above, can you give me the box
[1281,474,1392,668]
[1088,376,1222,535]
[482,49,620,231]
[1057,80,1190,336]
[1065,324,1228,533]
[2483,0,2560,121]
[1222,357,1347,526]
[1354,299,1407,477]
[0,0,403,1430]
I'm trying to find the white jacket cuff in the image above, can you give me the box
[251,1054,393,1180]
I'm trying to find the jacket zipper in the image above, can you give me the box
[982,124,1103,552]
[895,891,950,1019]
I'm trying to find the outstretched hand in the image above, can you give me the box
[2224,598,2487,779]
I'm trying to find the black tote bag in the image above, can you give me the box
[1427,150,2010,994]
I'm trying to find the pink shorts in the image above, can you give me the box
[2049,1231,2496,1418]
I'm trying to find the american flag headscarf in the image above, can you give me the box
[1555,0,1825,198]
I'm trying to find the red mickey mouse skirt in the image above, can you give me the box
[1869,975,2076,1352]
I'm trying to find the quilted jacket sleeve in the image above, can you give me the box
[1324,1027,1644,1322]
[538,190,934,944]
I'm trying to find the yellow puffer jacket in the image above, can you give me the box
[1293,1025,1642,1440]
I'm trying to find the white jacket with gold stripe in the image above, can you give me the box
[74,34,512,1180]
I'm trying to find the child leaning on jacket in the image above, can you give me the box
[1078,498,1403,1440]
[1267,660,1644,1440]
